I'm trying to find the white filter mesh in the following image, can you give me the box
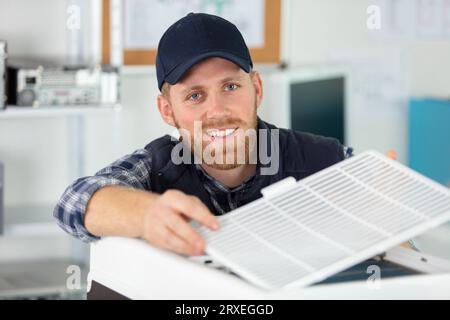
[196,151,450,290]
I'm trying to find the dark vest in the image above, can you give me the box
[144,118,344,215]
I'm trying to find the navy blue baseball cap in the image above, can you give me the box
[156,12,253,91]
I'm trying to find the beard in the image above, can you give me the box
[173,104,258,171]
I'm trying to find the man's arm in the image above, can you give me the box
[84,186,219,256]
[53,149,219,256]
[84,185,155,239]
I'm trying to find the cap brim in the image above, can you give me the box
[163,51,252,88]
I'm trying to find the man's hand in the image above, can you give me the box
[141,189,220,256]
[85,186,219,257]
[386,149,397,160]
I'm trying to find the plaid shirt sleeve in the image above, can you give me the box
[53,148,153,243]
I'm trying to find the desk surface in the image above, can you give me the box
[88,237,450,300]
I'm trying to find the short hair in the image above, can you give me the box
[161,82,171,100]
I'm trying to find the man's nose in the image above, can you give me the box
[206,93,230,119]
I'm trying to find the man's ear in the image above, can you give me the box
[157,94,176,127]
[250,71,263,108]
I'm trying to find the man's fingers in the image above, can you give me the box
[182,196,220,230]
[159,227,203,256]
[386,149,397,160]
[164,211,205,251]
[165,191,219,230]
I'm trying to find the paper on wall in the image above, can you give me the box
[123,0,265,50]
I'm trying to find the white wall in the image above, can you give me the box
[1,0,450,208]
[0,0,68,57]
[288,0,450,97]
[285,0,450,164]
[84,73,173,175]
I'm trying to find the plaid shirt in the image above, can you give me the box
[53,144,354,243]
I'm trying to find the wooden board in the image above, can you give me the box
[102,0,282,66]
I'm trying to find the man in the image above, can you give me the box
[54,13,360,257]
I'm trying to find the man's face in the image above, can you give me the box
[157,57,263,170]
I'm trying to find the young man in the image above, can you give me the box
[54,13,354,257]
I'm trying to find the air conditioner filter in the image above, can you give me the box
[196,151,450,290]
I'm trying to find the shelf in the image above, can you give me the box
[0,258,87,299]
[0,104,121,119]
[0,205,88,272]
[0,204,90,275]
[3,204,63,237]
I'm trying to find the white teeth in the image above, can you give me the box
[225,129,235,136]
[206,128,237,138]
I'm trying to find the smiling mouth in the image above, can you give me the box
[205,127,238,139]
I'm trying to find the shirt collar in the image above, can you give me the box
[195,163,255,193]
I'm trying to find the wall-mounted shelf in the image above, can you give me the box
[0,105,121,119]
[0,104,123,299]
[3,204,61,237]
[0,258,87,299]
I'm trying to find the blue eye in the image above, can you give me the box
[189,92,201,101]
[225,83,238,91]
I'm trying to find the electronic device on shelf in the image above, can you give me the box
[6,57,119,107]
